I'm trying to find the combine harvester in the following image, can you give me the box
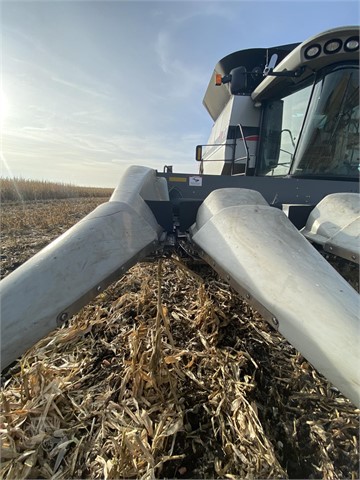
[1,26,359,407]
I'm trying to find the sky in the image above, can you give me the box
[1,0,359,187]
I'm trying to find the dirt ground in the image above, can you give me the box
[0,198,359,479]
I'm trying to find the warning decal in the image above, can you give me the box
[189,176,202,187]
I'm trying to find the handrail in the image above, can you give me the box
[197,125,252,175]
[197,142,236,174]
[235,123,250,174]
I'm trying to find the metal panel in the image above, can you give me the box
[251,26,359,102]
[302,193,360,263]
[190,189,360,406]
[193,188,267,230]
[159,171,359,208]
[282,204,315,229]
[0,166,164,370]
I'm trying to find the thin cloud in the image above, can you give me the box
[154,31,207,100]
[155,31,171,75]
[50,76,112,99]
[2,122,201,184]
[152,4,236,101]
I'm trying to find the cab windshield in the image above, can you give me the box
[291,65,359,178]
[256,84,312,176]
[257,64,359,179]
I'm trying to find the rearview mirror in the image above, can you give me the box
[230,66,247,94]
[195,145,202,161]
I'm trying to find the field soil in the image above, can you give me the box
[0,198,359,480]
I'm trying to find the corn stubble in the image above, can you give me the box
[0,199,359,479]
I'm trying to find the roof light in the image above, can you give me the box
[304,44,321,59]
[324,39,342,54]
[344,36,359,52]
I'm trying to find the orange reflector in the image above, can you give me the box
[215,73,222,86]
[169,176,187,183]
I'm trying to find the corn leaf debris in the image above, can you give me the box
[1,199,359,479]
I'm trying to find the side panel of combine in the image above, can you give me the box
[201,96,260,175]
[0,166,166,370]
[190,189,360,407]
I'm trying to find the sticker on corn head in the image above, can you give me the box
[189,176,202,187]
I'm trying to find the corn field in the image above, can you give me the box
[0,178,113,203]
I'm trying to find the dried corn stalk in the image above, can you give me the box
[1,199,359,479]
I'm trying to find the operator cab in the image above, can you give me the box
[198,26,359,181]
[256,65,359,180]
